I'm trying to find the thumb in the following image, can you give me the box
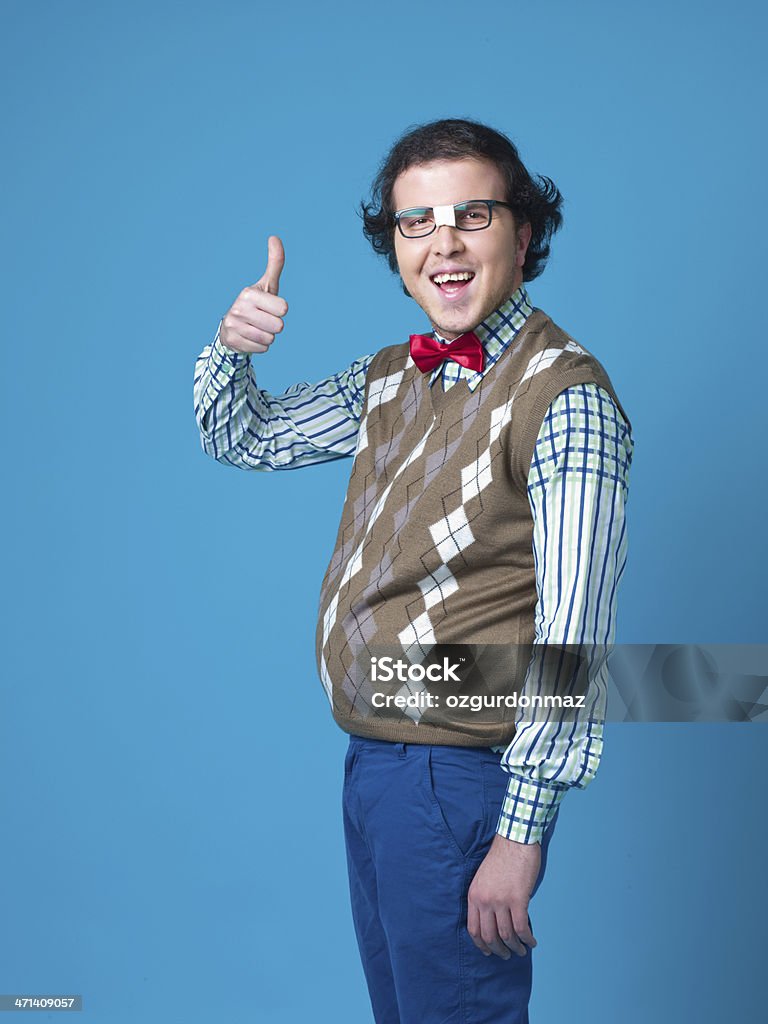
[258,235,285,295]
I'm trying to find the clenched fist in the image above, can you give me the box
[219,236,288,354]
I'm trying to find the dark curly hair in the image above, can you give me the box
[360,118,563,289]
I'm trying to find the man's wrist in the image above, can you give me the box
[490,831,541,851]
[212,326,249,367]
[495,773,566,845]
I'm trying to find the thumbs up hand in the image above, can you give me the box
[219,236,289,354]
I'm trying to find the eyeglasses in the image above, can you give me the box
[393,199,513,238]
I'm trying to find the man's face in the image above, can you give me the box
[392,158,532,340]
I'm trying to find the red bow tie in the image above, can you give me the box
[409,331,485,375]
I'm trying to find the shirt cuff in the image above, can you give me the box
[495,774,567,845]
[212,330,249,368]
[200,329,251,411]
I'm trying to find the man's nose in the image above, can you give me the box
[431,224,465,257]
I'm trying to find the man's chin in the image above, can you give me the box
[429,283,522,335]
[429,307,481,339]
[427,293,508,338]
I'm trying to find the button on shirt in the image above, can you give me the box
[193,287,633,844]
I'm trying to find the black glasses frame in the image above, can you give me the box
[393,199,514,238]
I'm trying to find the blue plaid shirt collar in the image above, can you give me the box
[429,286,534,392]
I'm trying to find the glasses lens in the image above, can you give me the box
[398,208,434,237]
[455,201,491,230]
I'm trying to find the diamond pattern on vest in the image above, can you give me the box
[315,312,625,745]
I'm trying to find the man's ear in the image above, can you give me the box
[516,222,533,269]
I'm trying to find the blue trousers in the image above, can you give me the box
[342,735,557,1024]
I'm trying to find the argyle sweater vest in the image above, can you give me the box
[315,309,630,747]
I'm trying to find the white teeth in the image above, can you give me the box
[433,272,474,285]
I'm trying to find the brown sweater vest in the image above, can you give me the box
[314,309,630,747]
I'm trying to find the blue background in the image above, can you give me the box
[2,0,766,1020]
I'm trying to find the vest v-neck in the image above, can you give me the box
[426,372,474,418]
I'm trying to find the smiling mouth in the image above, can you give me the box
[430,271,476,299]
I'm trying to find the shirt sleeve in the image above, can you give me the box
[193,322,374,470]
[495,382,634,844]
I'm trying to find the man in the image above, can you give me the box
[194,118,633,1023]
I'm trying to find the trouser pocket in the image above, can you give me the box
[425,746,495,860]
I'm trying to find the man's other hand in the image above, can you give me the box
[220,236,288,354]
[467,834,541,959]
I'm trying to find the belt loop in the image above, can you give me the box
[396,741,406,758]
